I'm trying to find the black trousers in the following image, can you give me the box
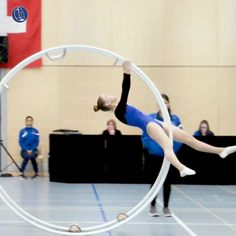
[20,150,39,173]
[144,151,172,208]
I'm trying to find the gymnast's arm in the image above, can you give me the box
[114,73,130,122]
[119,73,131,106]
[114,61,131,122]
[115,61,131,121]
[119,60,132,106]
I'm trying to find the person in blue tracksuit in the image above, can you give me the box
[142,94,183,217]
[193,120,214,136]
[19,116,40,179]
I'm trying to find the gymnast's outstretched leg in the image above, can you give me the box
[146,122,195,177]
[162,124,236,158]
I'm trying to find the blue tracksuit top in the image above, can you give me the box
[193,130,214,136]
[19,127,39,151]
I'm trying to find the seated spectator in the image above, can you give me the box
[102,119,122,136]
[19,116,40,179]
[194,120,214,136]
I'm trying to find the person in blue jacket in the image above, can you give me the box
[19,116,40,179]
[142,94,182,217]
[193,120,214,136]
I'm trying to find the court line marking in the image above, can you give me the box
[1,182,235,234]
[0,206,235,212]
[1,220,236,226]
[156,199,198,236]
[91,184,112,236]
[0,199,144,203]
[218,186,236,195]
[173,186,236,233]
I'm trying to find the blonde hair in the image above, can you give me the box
[93,96,111,112]
[106,119,117,129]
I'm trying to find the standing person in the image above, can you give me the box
[19,116,40,179]
[194,120,214,136]
[102,119,122,136]
[93,61,236,177]
[142,94,183,217]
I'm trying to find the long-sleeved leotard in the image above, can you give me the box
[114,73,162,136]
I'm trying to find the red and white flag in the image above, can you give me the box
[0,0,42,68]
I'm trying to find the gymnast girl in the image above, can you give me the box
[93,61,236,177]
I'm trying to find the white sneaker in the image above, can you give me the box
[149,206,159,217]
[19,173,27,179]
[163,207,172,217]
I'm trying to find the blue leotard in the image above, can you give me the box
[114,74,162,135]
